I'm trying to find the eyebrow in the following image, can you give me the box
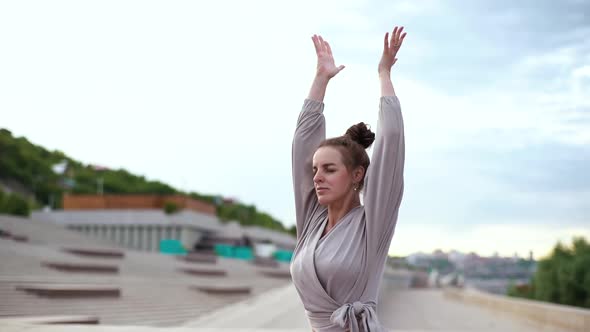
[313,163,336,169]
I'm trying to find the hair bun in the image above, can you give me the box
[345,122,375,149]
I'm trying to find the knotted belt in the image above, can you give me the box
[330,301,383,332]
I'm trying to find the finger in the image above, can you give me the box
[325,41,333,56]
[318,35,327,53]
[399,32,407,47]
[394,27,405,49]
[312,35,321,54]
[383,32,389,52]
[337,65,345,72]
[390,27,398,49]
[394,26,403,48]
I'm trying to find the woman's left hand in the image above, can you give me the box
[378,26,407,75]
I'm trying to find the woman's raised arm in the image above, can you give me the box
[292,35,344,239]
[363,26,407,258]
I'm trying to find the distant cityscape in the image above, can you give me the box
[389,249,536,294]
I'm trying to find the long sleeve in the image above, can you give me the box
[292,99,326,240]
[363,96,405,258]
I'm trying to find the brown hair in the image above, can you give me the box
[318,122,375,190]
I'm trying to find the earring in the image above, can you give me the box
[353,183,358,191]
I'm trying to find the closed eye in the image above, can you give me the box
[313,163,337,174]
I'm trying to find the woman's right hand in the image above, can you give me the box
[312,34,345,80]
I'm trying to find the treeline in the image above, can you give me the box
[188,192,294,235]
[0,128,293,235]
[217,203,282,229]
[0,128,178,208]
[508,236,590,309]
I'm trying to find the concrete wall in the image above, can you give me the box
[444,287,590,332]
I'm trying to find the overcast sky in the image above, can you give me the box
[1,0,588,258]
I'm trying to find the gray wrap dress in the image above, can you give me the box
[290,96,405,332]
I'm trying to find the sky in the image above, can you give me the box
[1,0,588,258]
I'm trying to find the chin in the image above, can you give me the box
[316,195,332,206]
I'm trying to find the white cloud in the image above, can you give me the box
[519,46,579,69]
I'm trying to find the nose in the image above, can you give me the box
[313,171,323,184]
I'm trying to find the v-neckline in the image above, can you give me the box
[318,205,362,243]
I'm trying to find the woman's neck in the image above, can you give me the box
[327,193,361,228]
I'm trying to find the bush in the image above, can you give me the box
[163,201,179,214]
[507,281,534,299]
[0,189,31,216]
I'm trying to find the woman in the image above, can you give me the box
[290,26,407,332]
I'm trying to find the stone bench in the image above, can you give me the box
[259,270,291,279]
[179,267,227,277]
[192,285,251,295]
[11,235,29,242]
[251,257,279,268]
[178,253,218,264]
[0,315,100,325]
[42,262,119,274]
[15,284,121,298]
[0,230,29,242]
[62,248,125,258]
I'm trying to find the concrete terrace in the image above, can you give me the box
[0,214,291,326]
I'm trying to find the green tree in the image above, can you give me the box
[523,237,590,308]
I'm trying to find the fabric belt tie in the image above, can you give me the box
[330,301,383,332]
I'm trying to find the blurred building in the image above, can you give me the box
[32,209,222,252]
[32,209,296,254]
[32,194,295,254]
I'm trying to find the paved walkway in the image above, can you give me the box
[182,278,541,331]
[183,282,308,329]
[379,288,539,331]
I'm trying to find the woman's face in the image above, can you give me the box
[312,146,355,206]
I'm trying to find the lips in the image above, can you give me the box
[316,187,329,193]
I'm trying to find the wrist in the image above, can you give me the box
[314,73,332,84]
[378,70,391,78]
